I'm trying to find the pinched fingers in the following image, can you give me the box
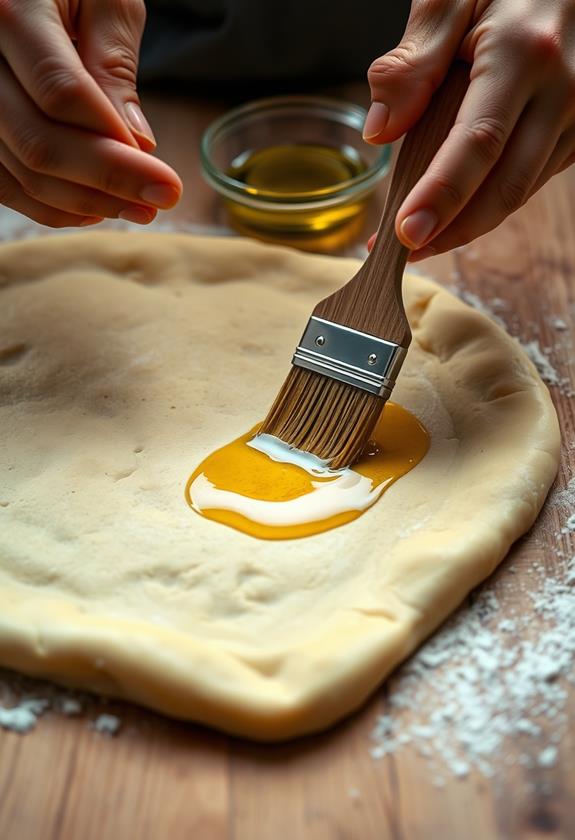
[0,58,182,213]
[0,0,136,147]
[393,9,575,257]
[364,0,473,144]
[0,141,157,223]
[0,161,102,227]
[395,66,532,252]
[407,94,575,260]
[76,0,155,150]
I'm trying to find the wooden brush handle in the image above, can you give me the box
[314,61,470,346]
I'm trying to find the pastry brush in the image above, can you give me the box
[260,63,470,469]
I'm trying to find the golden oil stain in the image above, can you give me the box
[229,143,365,196]
[186,403,429,541]
[225,143,369,236]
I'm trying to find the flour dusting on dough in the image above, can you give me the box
[0,234,561,740]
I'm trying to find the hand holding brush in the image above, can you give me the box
[260,63,470,469]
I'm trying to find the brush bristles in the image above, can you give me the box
[260,367,385,469]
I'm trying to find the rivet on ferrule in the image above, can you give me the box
[292,316,407,398]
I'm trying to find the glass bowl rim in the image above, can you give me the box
[200,94,391,211]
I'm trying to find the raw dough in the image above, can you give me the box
[0,233,560,740]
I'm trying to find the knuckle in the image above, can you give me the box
[463,117,507,166]
[96,45,138,86]
[523,26,562,60]
[367,56,392,88]
[433,175,463,209]
[498,169,532,214]
[368,41,439,96]
[501,23,562,64]
[369,42,422,83]
[98,169,125,197]
[34,61,85,118]
[16,126,59,173]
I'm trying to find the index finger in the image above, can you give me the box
[394,67,531,250]
[0,2,137,146]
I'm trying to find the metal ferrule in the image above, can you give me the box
[292,316,407,398]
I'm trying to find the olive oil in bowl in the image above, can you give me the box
[226,143,370,234]
[200,96,391,248]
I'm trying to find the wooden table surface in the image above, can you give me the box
[0,85,574,840]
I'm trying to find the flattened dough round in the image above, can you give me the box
[0,233,560,739]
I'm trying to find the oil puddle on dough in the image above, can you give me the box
[186,403,429,540]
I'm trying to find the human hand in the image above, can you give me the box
[364,0,575,260]
[0,0,182,227]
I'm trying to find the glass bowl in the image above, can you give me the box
[200,96,391,240]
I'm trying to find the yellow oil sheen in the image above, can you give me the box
[186,402,429,540]
[226,143,369,236]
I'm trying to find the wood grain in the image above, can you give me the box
[0,86,574,840]
[315,64,469,347]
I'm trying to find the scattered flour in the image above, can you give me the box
[521,340,561,387]
[93,713,121,736]
[518,338,574,397]
[551,478,575,538]
[552,477,575,508]
[538,746,558,768]
[450,287,508,329]
[520,336,575,396]
[447,286,573,397]
[0,698,50,733]
[370,556,575,780]
[0,262,571,781]
[561,514,575,535]
[60,698,83,716]
[0,676,123,737]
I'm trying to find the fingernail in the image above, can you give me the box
[139,183,180,208]
[118,206,156,224]
[125,102,156,147]
[400,209,438,249]
[362,102,389,140]
[407,245,437,263]
[79,216,103,226]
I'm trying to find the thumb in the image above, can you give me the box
[363,0,473,144]
[76,0,155,152]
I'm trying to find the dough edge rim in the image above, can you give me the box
[0,232,561,741]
